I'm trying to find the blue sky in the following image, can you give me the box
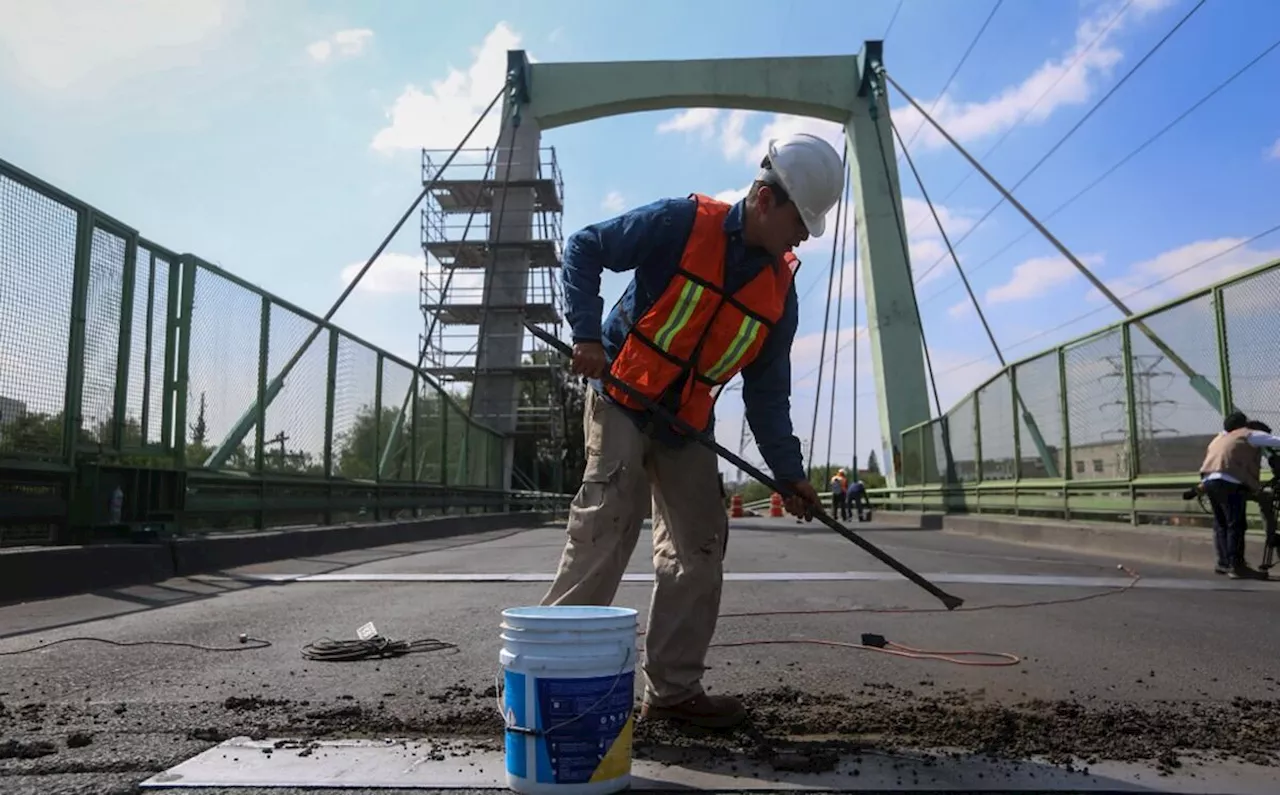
[2,0,1279,479]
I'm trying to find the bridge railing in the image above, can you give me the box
[0,157,563,545]
[878,255,1280,528]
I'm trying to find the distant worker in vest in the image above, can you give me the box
[1198,411,1280,579]
[846,475,871,522]
[541,133,845,729]
[829,468,849,520]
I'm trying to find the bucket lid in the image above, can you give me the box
[501,606,638,622]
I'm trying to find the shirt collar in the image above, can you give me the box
[724,198,776,267]
[723,199,746,234]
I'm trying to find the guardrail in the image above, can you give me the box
[875,254,1280,531]
[0,156,560,545]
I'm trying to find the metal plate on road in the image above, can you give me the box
[140,736,1277,793]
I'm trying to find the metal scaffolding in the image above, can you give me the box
[417,145,568,458]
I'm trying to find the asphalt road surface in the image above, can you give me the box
[2,516,1279,794]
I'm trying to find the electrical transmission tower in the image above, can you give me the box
[1100,354,1177,475]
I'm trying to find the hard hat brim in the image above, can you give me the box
[801,210,826,238]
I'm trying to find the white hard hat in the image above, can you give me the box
[759,133,844,237]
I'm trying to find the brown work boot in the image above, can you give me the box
[640,693,746,729]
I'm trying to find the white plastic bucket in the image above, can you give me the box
[499,605,638,795]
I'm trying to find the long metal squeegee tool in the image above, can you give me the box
[524,323,964,611]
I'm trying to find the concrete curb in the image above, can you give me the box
[883,511,1263,570]
[0,511,552,605]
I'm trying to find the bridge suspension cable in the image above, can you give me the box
[806,138,848,470]
[824,175,854,477]
[881,66,1227,413]
[911,0,1207,287]
[205,80,510,469]
[382,118,510,479]
[844,217,1280,403]
[867,86,946,424]
[917,32,1280,309]
[892,116,1060,478]
[900,0,1137,244]
[896,0,1004,160]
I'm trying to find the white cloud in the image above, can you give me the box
[947,299,974,321]
[713,185,749,205]
[985,252,1099,305]
[0,0,243,90]
[370,21,524,155]
[1087,238,1280,311]
[308,28,374,63]
[1268,138,1280,160]
[601,191,626,213]
[656,108,720,137]
[658,0,1172,159]
[339,253,423,294]
[340,253,488,298]
[893,0,1176,150]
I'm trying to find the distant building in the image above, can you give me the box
[920,432,1219,482]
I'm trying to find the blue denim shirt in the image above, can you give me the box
[561,196,806,484]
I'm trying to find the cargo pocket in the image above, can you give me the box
[568,456,630,545]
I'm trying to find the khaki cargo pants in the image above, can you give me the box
[541,388,728,707]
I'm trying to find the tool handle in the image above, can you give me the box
[525,323,963,611]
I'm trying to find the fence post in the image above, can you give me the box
[410,372,420,484]
[1121,323,1140,488]
[111,231,138,450]
[323,329,337,524]
[61,209,95,467]
[1058,346,1072,520]
[140,250,156,447]
[1010,367,1021,484]
[160,256,181,451]
[256,297,269,474]
[171,256,197,470]
[973,394,983,485]
[1213,286,1233,414]
[374,351,384,520]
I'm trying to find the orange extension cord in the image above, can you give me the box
[637,565,1143,668]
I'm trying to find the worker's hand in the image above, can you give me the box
[571,342,607,379]
[784,480,821,521]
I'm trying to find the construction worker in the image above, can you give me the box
[846,475,871,522]
[829,468,849,520]
[542,133,844,729]
[1198,411,1280,579]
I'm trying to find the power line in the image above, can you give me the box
[793,219,1280,396]
[901,0,1136,244]
[883,0,905,40]
[911,0,1206,286]
[911,0,1207,286]
[917,32,1280,308]
[898,0,1004,158]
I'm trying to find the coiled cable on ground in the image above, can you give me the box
[300,635,457,662]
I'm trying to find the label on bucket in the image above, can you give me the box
[530,671,634,785]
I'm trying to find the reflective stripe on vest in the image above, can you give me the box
[703,316,763,382]
[605,193,796,433]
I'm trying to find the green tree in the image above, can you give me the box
[866,449,880,474]
[190,392,208,445]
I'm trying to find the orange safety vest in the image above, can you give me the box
[605,193,798,433]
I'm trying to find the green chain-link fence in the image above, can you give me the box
[0,158,560,545]
[885,255,1280,527]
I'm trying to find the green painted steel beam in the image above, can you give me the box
[525,55,860,130]
[847,43,933,486]
[520,41,931,486]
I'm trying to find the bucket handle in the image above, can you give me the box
[496,646,634,738]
